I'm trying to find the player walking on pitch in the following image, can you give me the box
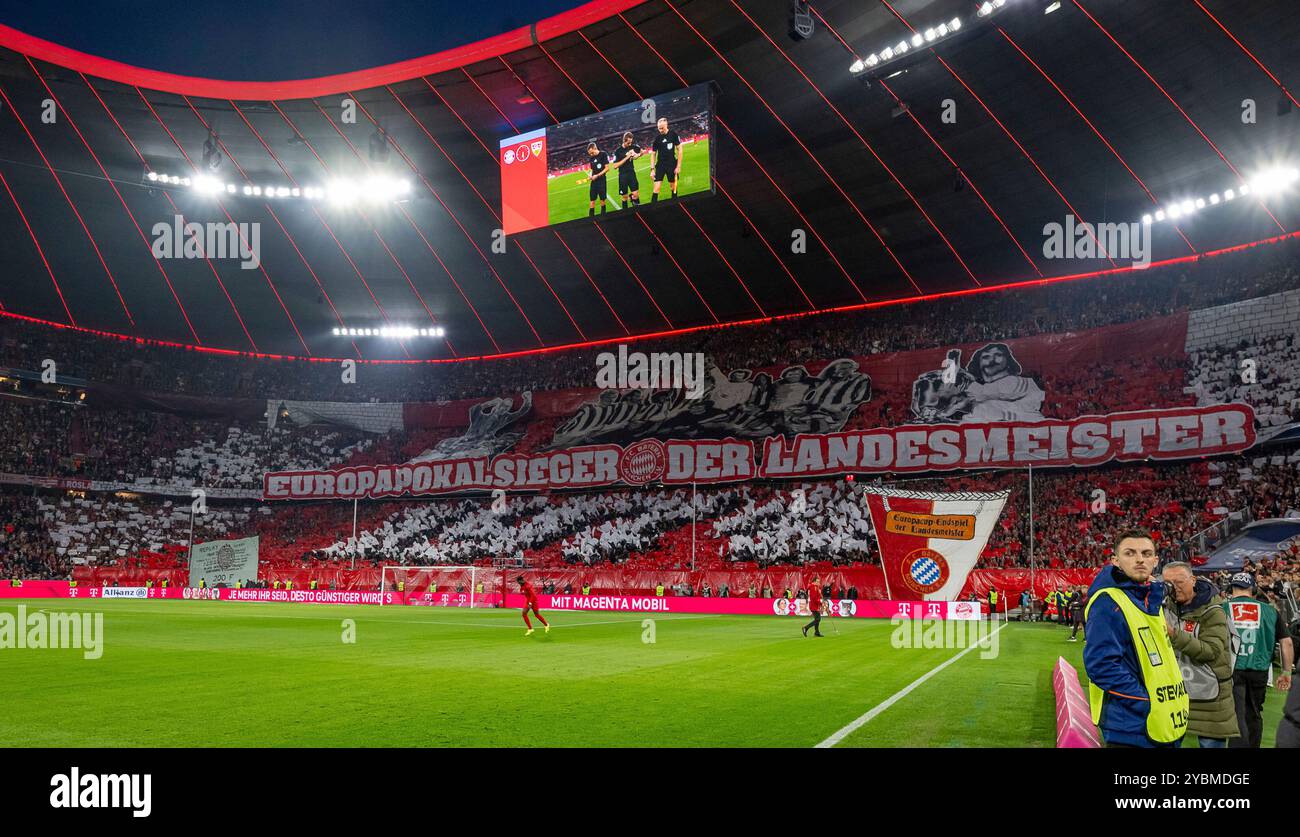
[803,575,825,637]
[518,575,550,636]
[650,118,682,202]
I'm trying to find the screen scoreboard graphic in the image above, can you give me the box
[500,83,716,234]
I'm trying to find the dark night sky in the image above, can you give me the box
[0,0,586,79]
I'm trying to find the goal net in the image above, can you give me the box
[379,565,504,608]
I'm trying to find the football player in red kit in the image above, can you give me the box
[803,575,825,637]
[517,575,550,636]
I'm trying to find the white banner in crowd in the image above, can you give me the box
[188,536,260,587]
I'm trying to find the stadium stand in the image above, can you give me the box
[2,231,1300,607]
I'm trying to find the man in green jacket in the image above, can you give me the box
[1223,572,1294,748]
[1161,562,1238,747]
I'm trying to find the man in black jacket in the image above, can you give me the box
[1278,676,1300,748]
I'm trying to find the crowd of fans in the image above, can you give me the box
[2,235,1298,403]
[2,237,1300,583]
[6,438,1295,582]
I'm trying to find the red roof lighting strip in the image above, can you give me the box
[4,229,1297,365]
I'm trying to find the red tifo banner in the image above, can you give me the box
[863,488,1008,601]
[262,403,1255,500]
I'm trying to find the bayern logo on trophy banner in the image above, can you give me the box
[901,547,950,595]
[618,439,667,485]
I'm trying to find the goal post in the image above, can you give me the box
[379,565,504,608]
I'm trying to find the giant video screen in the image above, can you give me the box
[500,83,716,234]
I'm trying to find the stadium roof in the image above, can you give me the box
[1,0,1298,361]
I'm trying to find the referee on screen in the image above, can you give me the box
[650,117,682,202]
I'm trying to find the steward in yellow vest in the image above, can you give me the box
[655,583,665,597]
[1083,530,1189,747]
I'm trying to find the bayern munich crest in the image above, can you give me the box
[900,547,950,595]
[618,439,667,485]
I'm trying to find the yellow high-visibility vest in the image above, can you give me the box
[1085,587,1189,744]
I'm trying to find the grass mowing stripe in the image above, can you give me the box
[815,622,1009,748]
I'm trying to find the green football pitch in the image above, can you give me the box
[0,600,1285,748]
[546,137,711,226]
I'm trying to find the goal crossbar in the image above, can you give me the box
[379,565,502,608]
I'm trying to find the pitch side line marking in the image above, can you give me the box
[814,621,1009,748]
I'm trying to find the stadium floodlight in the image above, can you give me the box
[1224,188,1236,201]
[978,2,993,16]
[1045,1,1062,13]
[191,175,218,194]
[850,13,969,77]
[1169,204,1183,219]
[1209,193,1220,205]
[226,184,237,194]
[146,171,159,181]
[242,185,253,196]
[1154,210,1165,221]
[1141,213,1152,225]
[1248,166,1299,195]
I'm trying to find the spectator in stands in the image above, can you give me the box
[1161,562,1238,748]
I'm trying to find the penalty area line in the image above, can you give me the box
[814,621,1008,749]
